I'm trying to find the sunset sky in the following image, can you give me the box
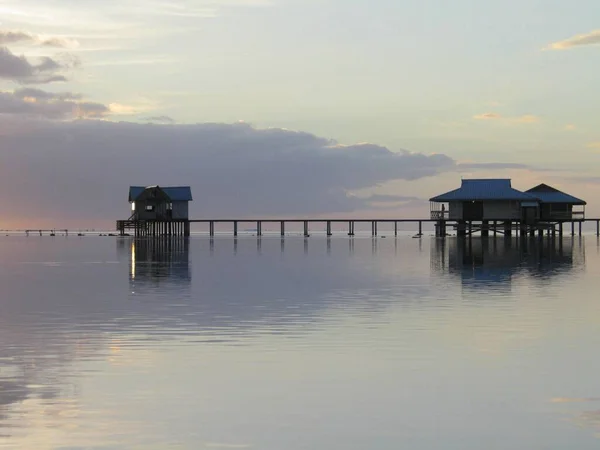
[1,0,599,227]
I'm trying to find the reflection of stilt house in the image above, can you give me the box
[431,236,580,292]
[430,179,586,237]
[117,185,193,236]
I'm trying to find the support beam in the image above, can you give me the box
[482,220,489,237]
[394,221,398,237]
[304,220,309,237]
[571,221,575,236]
[257,221,262,237]
[234,221,238,237]
[579,221,582,236]
[280,221,285,237]
[418,221,422,236]
[327,221,332,237]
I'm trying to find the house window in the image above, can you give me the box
[145,205,155,212]
[167,203,173,210]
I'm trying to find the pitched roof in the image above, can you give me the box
[129,186,193,202]
[429,179,536,202]
[526,184,586,205]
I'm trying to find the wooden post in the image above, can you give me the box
[493,220,497,236]
[571,221,575,236]
[210,221,214,237]
[579,221,582,236]
[482,220,489,237]
[559,222,563,236]
[348,221,352,236]
[371,221,375,236]
[280,221,285,237]
[418,221,422,236]
[327,221,332,237]
[257,221,262,237]
[234,221,238,237]
[394,221,398,237]
[304,221,309,237]
[597,220,599,237]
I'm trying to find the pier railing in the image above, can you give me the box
[430,210,449,220]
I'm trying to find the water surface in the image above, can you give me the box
[1,236,600,449]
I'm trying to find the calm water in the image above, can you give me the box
[1,235,600,449]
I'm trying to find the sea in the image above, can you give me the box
[1,234,600,449]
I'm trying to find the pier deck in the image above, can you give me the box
[115,218,600,238]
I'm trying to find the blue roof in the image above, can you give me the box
[129,186,193,202]
[526,184,586,205]
[430,179,537,202]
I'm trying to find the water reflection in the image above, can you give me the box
[1,236,599,449]
[122,237,191,287]
[431,237,585,290]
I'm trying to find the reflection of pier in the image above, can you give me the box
[431,237,584,289]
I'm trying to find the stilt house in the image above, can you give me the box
[129,186,193,220]
[430,179,586,224]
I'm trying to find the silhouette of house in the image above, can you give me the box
[430,179,586,223]
[525,184,586,221]
[429,179,535,221]
[129,186,192,221]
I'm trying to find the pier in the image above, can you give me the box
[113,217,599,237]
[112,181,598,239]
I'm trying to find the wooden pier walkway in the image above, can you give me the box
[113,217,600,238]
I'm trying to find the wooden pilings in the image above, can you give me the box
[115,218,596,238]
[118,219,190,237]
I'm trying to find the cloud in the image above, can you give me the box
[0,89,108,119]
[0,46,71,84]
[551,397,600,403]
[13,87,82,101]
[458,162,532,170]
[0,30,78,48]
[0,121,456,225]
[361,194,422,203]
[546,30,600,50]
[564,124,576,131]
[145,115,176,124]
[473,113,540,124]
[586,142,600,149]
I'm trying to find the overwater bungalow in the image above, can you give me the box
[429,178,586,237]
[117,185,193,236]
[525,183,586,221]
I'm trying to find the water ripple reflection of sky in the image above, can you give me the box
[0,236,599,449]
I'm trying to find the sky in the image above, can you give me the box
[0,0,599,227]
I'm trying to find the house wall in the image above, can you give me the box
[483,201,521,220]
[134,200,170,220]
[541,203,573,220]
[448,202,462,220]
[171,201,189,220]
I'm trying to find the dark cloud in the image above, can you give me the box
[458,162,531,170]
[0,121,455,225]
[0,30,77,48]
[145,115,175,124]
[13,87,82,101]
[362,194,422,203]
[0,46,69,84]
[0,89,108,119]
